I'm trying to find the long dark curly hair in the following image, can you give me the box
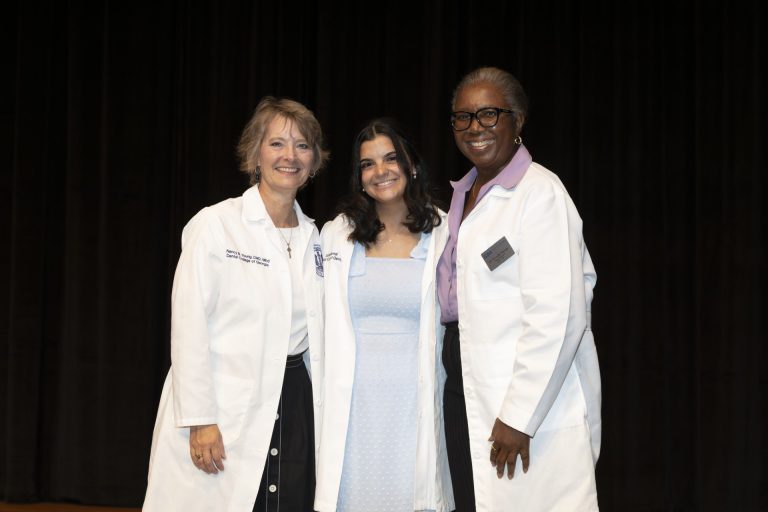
[337,118,442,248]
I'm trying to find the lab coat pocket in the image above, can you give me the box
[212,372,253,445]
[468,236,520,300]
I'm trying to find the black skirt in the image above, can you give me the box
[253,351,315,512]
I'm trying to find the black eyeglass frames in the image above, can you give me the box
[450,107,515,131]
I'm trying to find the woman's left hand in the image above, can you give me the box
[489,418,530,479]
[190,424,226,474]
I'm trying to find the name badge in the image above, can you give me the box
[481,237,515,271]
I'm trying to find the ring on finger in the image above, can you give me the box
[490,444,499,452]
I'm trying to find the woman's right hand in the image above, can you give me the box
[189,424,226,474]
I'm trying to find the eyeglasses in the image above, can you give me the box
[450,107,515,131]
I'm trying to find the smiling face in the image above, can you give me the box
[359,135,407,207]
[452,81,524,178]
[257,115,315,197]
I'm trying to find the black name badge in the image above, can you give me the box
[481,237,515,271]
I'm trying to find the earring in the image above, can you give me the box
[412,170,418,179]
[514,135,523,145]
[309,170,317,179]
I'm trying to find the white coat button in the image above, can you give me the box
[466,388,473,396]
[308,309,316,317]
[315,400,322,407]
[268,484,277,493]
[270,448,278,456]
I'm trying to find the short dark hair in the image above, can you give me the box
[337,118,441,248]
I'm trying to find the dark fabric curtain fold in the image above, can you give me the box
[3,0,765,509]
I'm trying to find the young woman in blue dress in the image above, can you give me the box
[314,119,454,512]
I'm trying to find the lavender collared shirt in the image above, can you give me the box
[436,145,533,324]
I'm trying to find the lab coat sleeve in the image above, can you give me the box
[584,245,596,308]
[170,208,223,428]
[497,181,575,436]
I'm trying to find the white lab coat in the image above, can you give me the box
[452,162,601,511]
[314,213,454,512]
[143,186,325,512]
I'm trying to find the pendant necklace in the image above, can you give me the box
[277,226,294,258]
[380,224,409,245]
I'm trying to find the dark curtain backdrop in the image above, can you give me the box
[2,0,765,510]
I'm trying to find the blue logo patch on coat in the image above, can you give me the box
[314,244,324,277]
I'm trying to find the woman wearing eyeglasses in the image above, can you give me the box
[436,67,601,511]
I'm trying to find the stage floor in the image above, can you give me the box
[0,504,139,512]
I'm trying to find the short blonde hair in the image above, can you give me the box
[237,97,330,184]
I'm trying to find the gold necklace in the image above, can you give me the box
[468,179,481,206]
[379,225,410,244]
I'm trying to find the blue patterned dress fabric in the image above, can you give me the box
[336,239,427,512]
